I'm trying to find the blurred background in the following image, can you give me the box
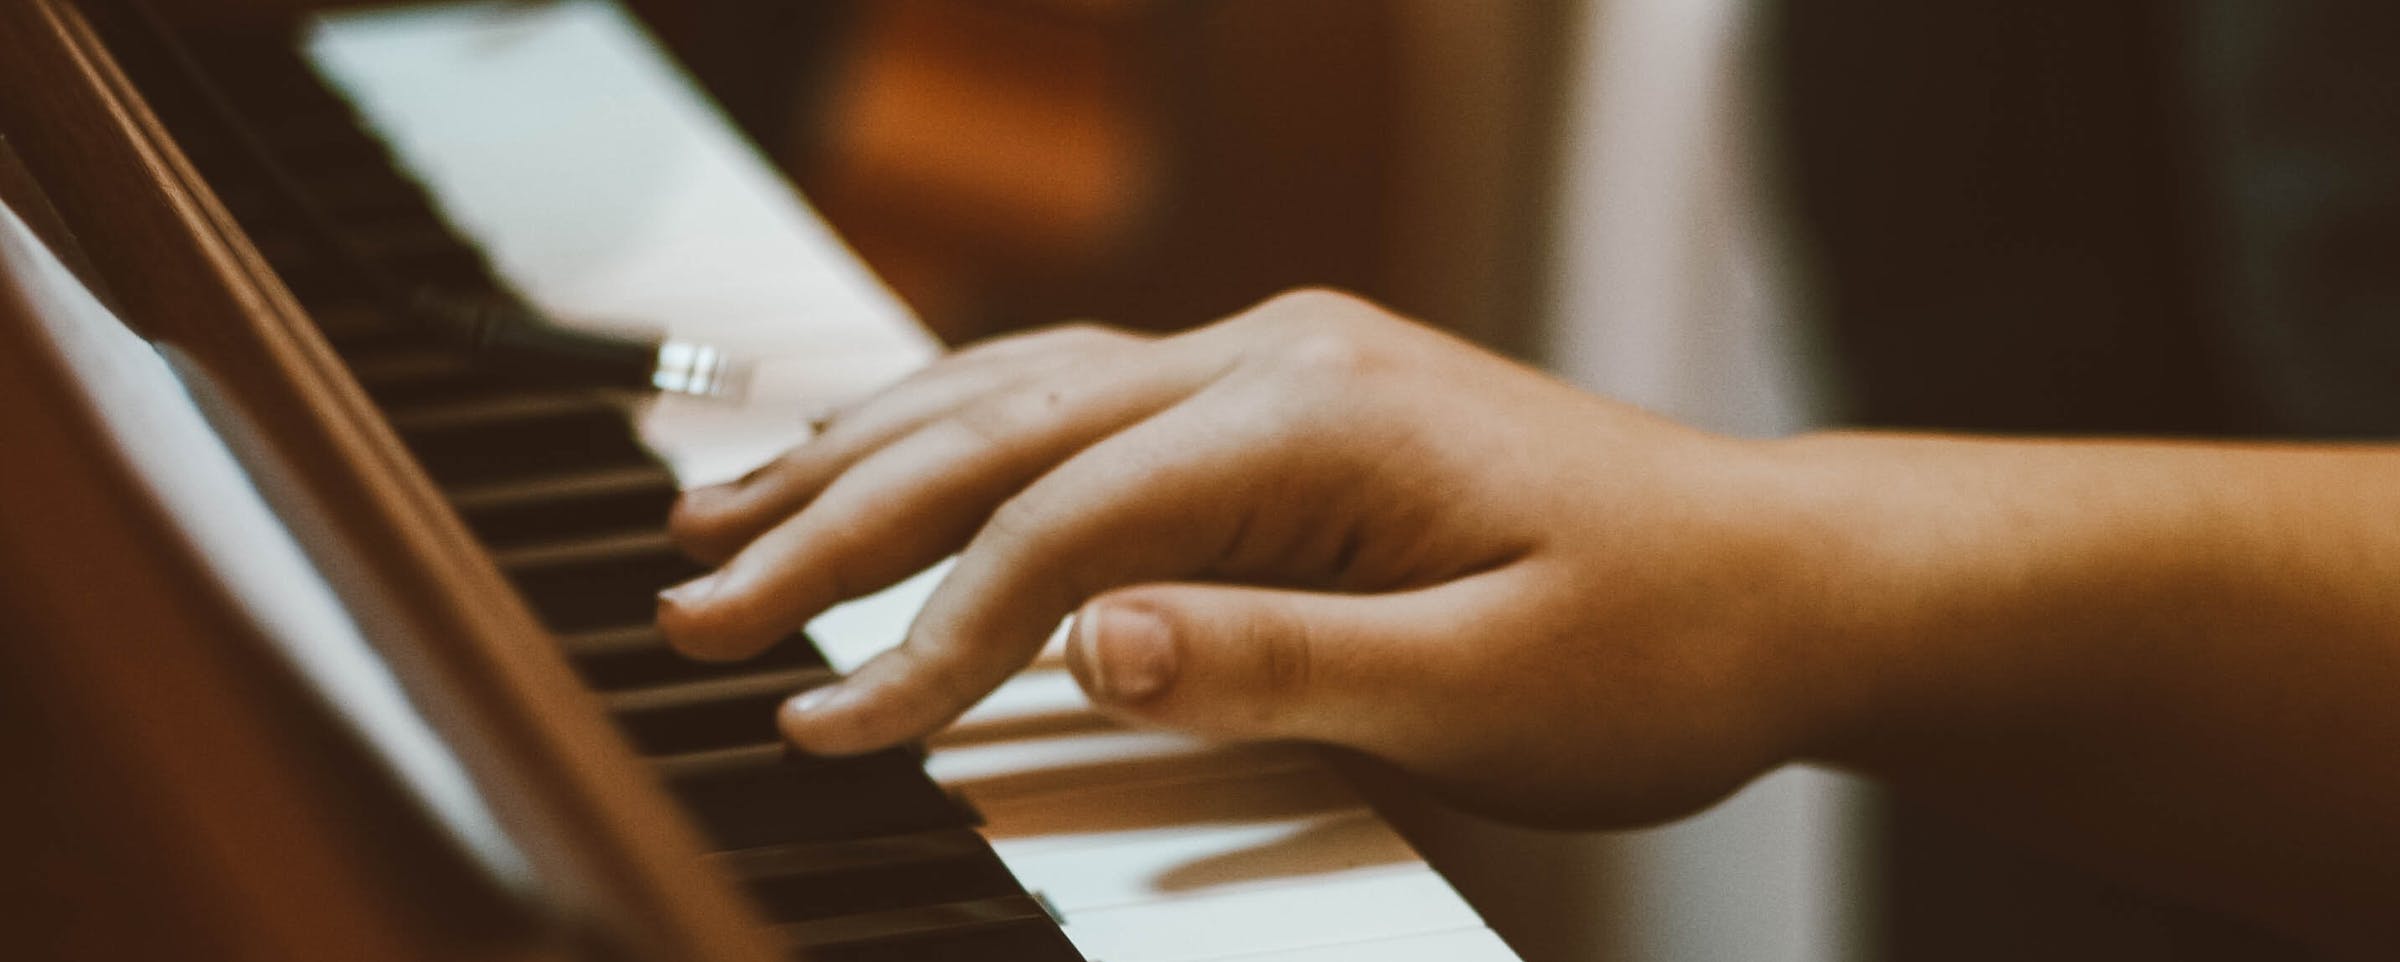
[624,1,2393,959]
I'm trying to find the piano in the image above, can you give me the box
[0,2,1522,960]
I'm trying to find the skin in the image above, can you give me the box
[658,289,2400,956]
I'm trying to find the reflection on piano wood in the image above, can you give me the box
[0,1,1521,960]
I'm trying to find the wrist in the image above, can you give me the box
[1753,431,2217,774]
[1639,431,1910,777]
[1718,432,1903,770]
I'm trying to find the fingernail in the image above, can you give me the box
[786,683,842,717]
[1085,604,1175,702]
[658,571,722,610]
[675,484,737,520]
[779,684,853,755]
[1064,611,1100,689]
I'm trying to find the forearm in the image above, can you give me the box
[1771,432,2400,951]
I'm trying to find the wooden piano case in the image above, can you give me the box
[0,2,783,959]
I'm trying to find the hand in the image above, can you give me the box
[658,290,1828,825]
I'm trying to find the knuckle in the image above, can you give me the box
[664,503,737,562]
[1278,328,1376,381]
[1037,320,1125,346]
[950,384,1068,447]
[1221,287,1364,337]
[1265,285,1372,319]
[977,489,1090,598]
[881,642,997,734]
[1226,291,1392,384]
[1254,331,1385,414]
[976,320,1129,359]
[1246,606,1316,724]
[982,489,1057,551]
[912,658,986,722]
[789,520,871,604]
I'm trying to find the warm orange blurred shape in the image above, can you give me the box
[806,0,1159,339]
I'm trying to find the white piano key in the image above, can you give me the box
[1000,808,1420,913]
[804,559,948,671]
[977,765,1365,858]
[928,729,1318,803]
[1205,927,1520,962]
[1059,868,1483,962]
[806,556,1074,672]
[933,668,1103,746]
[309,1,921,352]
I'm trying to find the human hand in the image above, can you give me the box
[658,290,1831,825]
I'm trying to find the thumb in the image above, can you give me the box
[1065,581,1480,749]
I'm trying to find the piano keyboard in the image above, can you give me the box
[140,3,1522,961]
[145,23,1085,961]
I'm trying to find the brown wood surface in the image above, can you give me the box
[0,2,784,960]
[0,218,567,962]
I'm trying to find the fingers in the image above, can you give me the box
[672,323,1144,562]
[656,336,1231,662]
[1060,575,1527,752]
[774,380,1291,752]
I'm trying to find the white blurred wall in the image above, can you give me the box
[1390,1,1880,961]
[1542,1,1870,961]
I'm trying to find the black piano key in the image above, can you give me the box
[181,32,347,106]
[500,535,704,633]
[609,667,836,757]
[247,117,403,173]
[583,641,827,694]
[780,894,1053,948]
[221,163,449,227]
[747,845,1025,926]
[301,302,409,345]
[801,919,1082,962]
[396,401,653,487]
[447,464,681,550]
[255,214,502,294]
[249,236,384,306]
[387,389,632,441]
[786,903,1083,962]
[670,754,979,851]
[562,624,829,692]
[349,350,535,410]
[380,239,504,291]
[716,828,995,882]
[309,165,450,220]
